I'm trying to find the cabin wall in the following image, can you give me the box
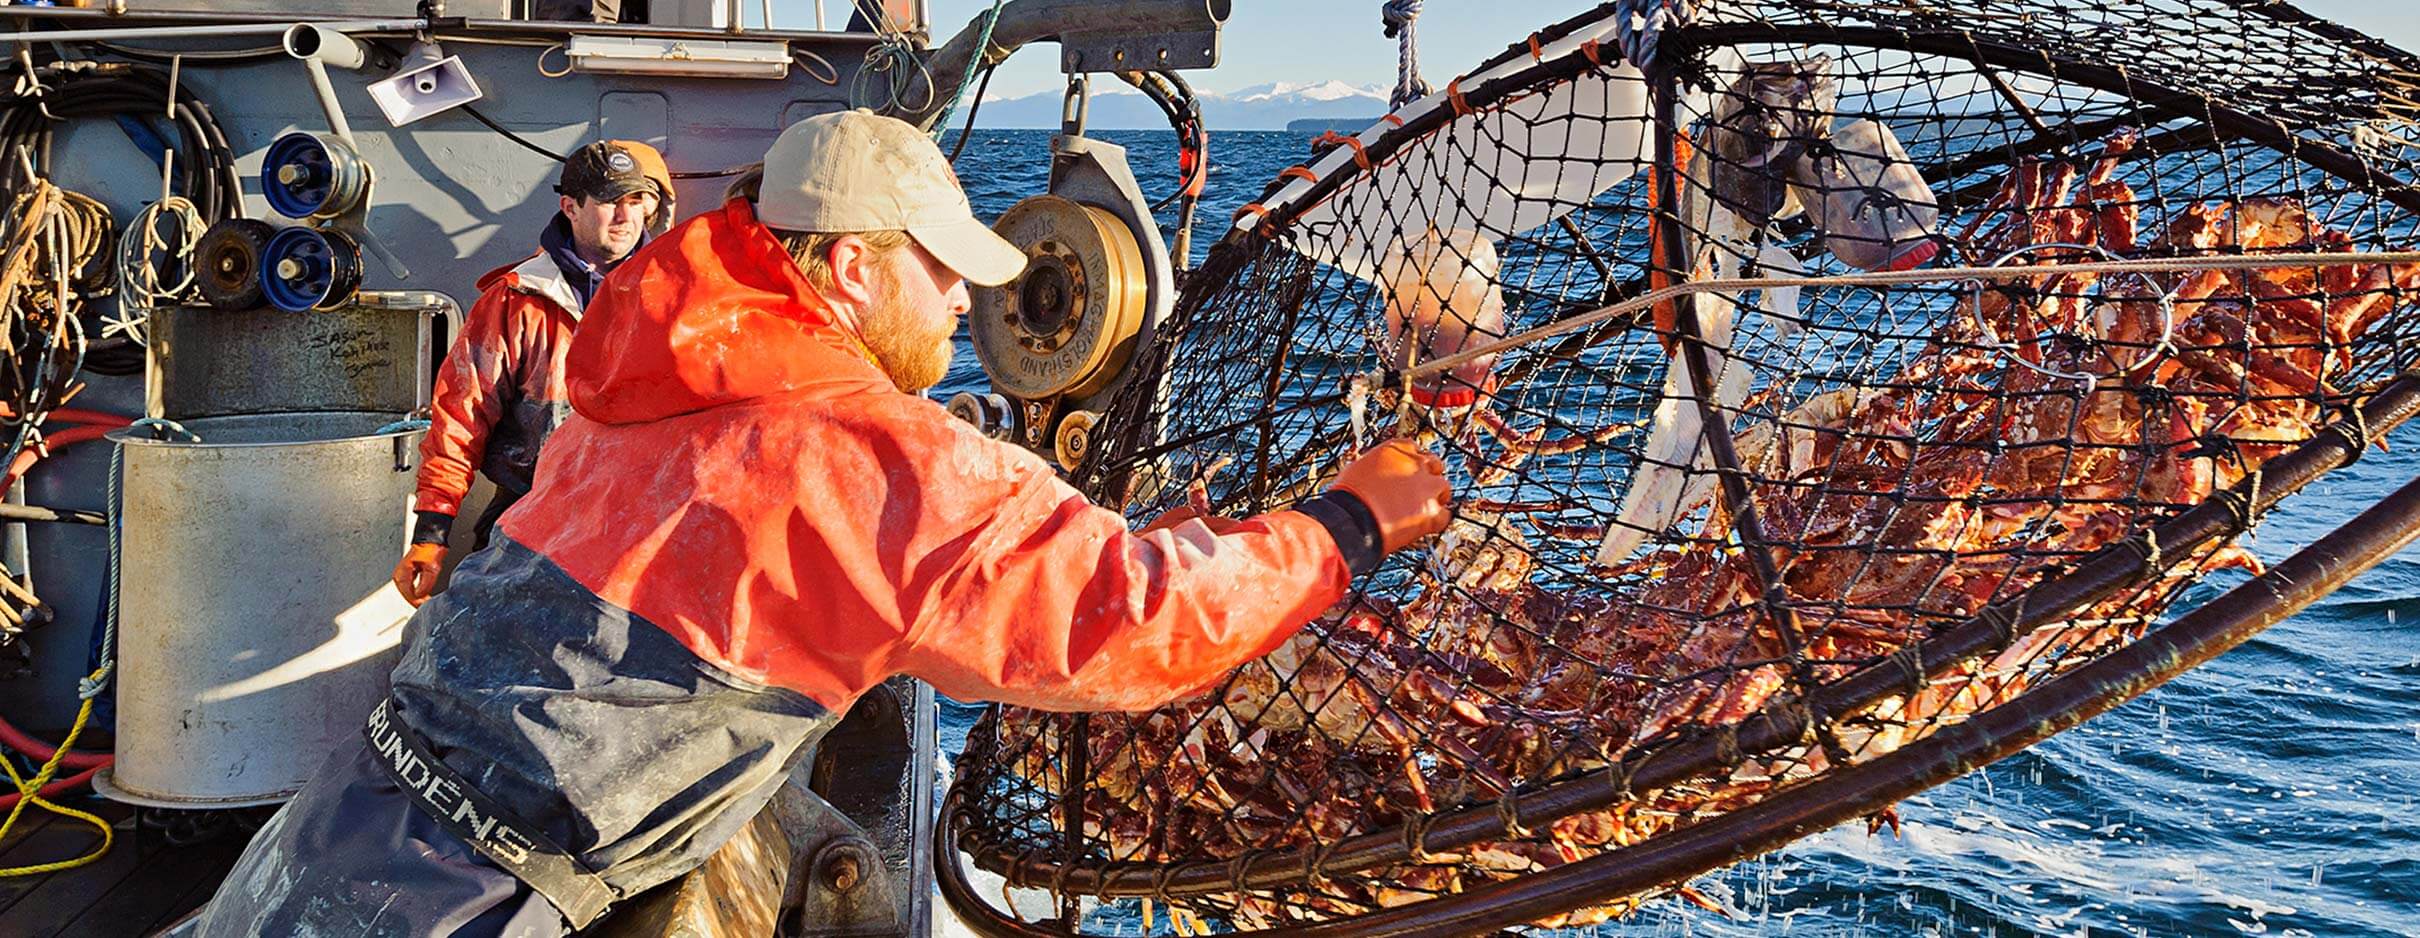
[120,1,516,17]
[0,34,873,727]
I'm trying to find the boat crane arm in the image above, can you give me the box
[905,0,1230,130]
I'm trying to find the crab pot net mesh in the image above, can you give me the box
[944,0,2420,930]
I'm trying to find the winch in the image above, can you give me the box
[953,82,1178,474]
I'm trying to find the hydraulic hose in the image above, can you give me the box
[0,60,242,224]
[0,712,109,770]
[0,764,103,809]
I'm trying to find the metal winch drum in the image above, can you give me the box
[971,194,1151,403]
[259,225,365,312]
[260,130,372,222]
[95,412,422,808]
[962,135,1177,474]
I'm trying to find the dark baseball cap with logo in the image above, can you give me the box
[554,140,668,202]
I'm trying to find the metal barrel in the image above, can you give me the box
[98,412,421,808]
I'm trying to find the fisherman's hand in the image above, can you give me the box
[1140,505,1246,536]
[1329,439,1453,554]
[392,543,447,607]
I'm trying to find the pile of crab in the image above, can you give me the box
[970,131,2420,929]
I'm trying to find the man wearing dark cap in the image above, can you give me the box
[390,139,674,606]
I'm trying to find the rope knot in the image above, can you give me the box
[76,664,113,700]
[1495,793,1532,839]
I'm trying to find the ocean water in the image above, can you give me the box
[933,129,2420,936]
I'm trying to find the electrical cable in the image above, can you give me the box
[1122,69,1207,212]
[109,194,201,348]
[0,65,219,380]
[458,103,567,162]
[792,47,840,85]
[946,63,997,165]
[85,41,287,65]
[0,60,242,223]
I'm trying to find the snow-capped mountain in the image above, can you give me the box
[1224,80,1379,103]
[969,81,1390,130]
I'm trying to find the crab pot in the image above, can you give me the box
[97,412,420,808]
[941,0,2420,931]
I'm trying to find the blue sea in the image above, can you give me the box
[933,129,2420,937]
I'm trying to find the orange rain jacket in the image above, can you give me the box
[410,251,584,541]
[364,199,1362,904]
[519,197,1356,710]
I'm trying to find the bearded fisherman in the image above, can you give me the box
[199,110,1455,935]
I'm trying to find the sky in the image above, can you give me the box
[766,1,2420,102]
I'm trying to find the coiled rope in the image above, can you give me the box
[109,193,201,347]
[0,416,183,879]
[0,673,111,877]
[0,178,112,485]
[849,0,935,116]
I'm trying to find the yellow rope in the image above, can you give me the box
[0,666,114,877]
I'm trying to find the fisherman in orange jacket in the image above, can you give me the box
[197,110,1453,935]
[390,139,674,605]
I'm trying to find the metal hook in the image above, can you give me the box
[1059,74,1089,138]
[13,46,55,122]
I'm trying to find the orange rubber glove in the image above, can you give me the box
[1329,438,1453,554]
[392,543,446,607]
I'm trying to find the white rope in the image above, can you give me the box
[1382,0,1429,112]
[1387,249,2420,384]
[1612,0,1688,70]
[95,417,200,700]
[108,195,202,347]
[1967,241,2178,392]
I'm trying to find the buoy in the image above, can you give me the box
[1379,226,1507,408]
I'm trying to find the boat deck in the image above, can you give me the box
[0,798,249,938]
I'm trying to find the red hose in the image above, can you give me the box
[0,407,131,790]
[0,713,110,770]
[5,421,120,490]
[44,409,131,428]
[0,764,103,809]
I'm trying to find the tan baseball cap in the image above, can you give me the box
[756,109,1026,287]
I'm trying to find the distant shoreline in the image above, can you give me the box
[1285,117,1383,133]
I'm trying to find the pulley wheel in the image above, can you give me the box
[947,391,1018,441]
[262,131,370,221]
[195,218,277,311]
[259,226,363,312]
[1054,410,1099,472]
[969,195,1150,400]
